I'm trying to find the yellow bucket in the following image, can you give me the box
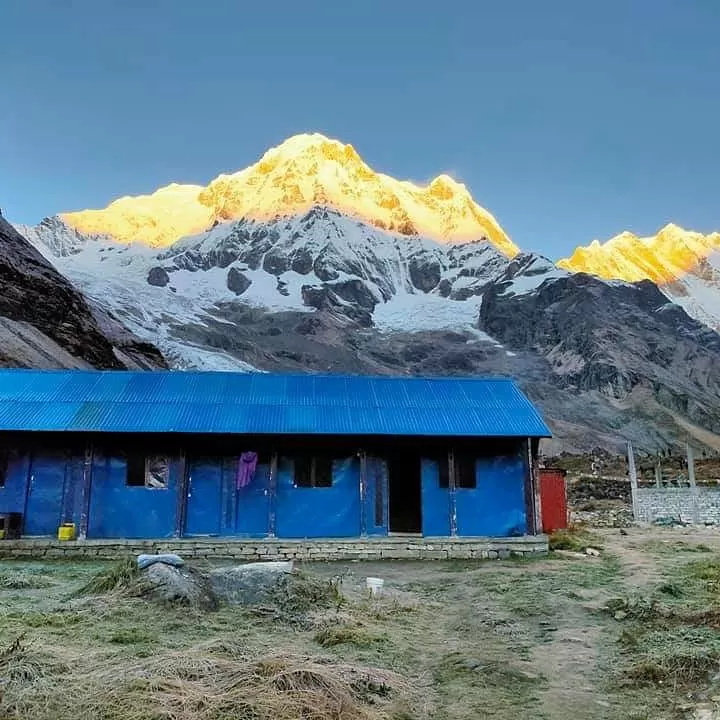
[57,523,76,542]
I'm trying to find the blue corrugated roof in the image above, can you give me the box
[0,370,551,437]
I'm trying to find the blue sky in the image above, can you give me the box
[2,0,719,257]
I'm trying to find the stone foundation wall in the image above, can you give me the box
[635,486,720,524]
[0,535,547,561]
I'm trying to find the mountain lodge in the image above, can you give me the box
[0,370,550,542]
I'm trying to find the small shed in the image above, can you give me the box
[0,370,551,540]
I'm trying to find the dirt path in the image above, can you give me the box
[597,528,665,589]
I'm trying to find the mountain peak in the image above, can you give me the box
[558,225,720,284]
[58,134,518,256]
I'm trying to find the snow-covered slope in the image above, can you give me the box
[22,208,512,366]
[559,224,720,330]
[53,133,517,255]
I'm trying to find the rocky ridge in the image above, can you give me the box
[0,216,165,369]
[559,224,720,331]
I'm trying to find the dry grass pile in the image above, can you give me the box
[0,638,418,720]
[548,525,600,552]
[74,558,139,596]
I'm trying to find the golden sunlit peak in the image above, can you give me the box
[60,133,518,257]
[558,225,720,285]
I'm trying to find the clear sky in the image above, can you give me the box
[2,0,719,258]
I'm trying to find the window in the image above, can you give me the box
[0,449,8,488]
[455,454,477,489]
[436,455,450,489]
[127,454,169,489]
[295,455,333,488]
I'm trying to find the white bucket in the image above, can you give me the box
[366,577,384,597]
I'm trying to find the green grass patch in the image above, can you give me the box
[643,540,713,556]
[108,627,157,645]
[0,571,54,590]
[624,626,720,686]
[314,623,387,649]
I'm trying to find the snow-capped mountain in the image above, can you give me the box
[20,208,513,365]
[53,133,517,255]
[559,224,720,331]
[11,133,720,452]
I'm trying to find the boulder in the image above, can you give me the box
[138,563,218,610]
[208,561,294,605]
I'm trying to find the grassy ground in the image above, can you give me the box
[3,527,720,718]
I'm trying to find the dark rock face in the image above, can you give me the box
[226,267,252,295]
[479,264,720,435]
[301,285,373,327]
[290,248,313,275]
[408,258,441,293]
[326,280,378,312]
[262,248,289,275]
[147,266,170,287]
[0,218,165,369]
[437,279,452,298]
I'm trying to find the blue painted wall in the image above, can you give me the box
[276,455,361,538]
[421,458,451,536]
[455,448,528,537]
[88,451,180,538]
[0,450,87,536]
[364,456,389,536]
[2,438,533,539]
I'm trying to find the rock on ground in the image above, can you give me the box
[208,561,294,605]
[138,563,218,610]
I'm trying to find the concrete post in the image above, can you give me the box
[627,441,639,522]
[687,443,699,524]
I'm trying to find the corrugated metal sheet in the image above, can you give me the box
[0,370,551,437]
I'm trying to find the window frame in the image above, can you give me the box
[294,454,334,488]
[126,453,170,489]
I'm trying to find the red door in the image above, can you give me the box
[540,468,568,532]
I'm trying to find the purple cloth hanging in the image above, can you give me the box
[237,452,258,489]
